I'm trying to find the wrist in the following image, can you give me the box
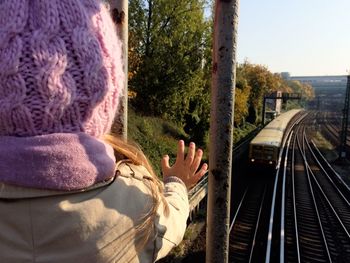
[164,176,187,190]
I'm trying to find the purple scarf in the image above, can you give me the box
[0,133,116,191]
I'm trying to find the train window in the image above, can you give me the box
[264,147,274,153]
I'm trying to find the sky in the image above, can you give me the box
[236,0,350,76]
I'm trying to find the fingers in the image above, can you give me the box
[189,163,208,190]
[161,155,170,175]
[165,141,208,189]
[176,140,185,163]
[194,163,208,180]
[185,142,195,165]
[191,148,203,172]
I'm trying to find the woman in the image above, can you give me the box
[0,0,207,262]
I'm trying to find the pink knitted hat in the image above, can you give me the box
[0,0,123,138]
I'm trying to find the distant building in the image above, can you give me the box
[290,75,347,88]
[290,75,347,111]
[281,72,291,80]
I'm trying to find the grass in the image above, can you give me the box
[312,131,350,186]
[118,106,257,178]
[312,131,338,161]
[127,107,189,176]
[233,122,257,145]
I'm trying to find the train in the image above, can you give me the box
[249,109,302,167]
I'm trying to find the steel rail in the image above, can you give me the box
[280,131,294,263]
[310,140,350,193]
[321,111,350,146]
[188,128,260,217]
[290,123,330,262]
[304,135,350,238]
[291,127,301,263]
[298,127,332,262]
[229,183,267,262]
[306,163,350,239]
[229,187,248,233]
[307,141,350,206]
[323,122,341,145]
[264,136,287,263]
[264,112,306,263]
[188,175,208,218]
[248,187,267,263]
[188,127,261,214]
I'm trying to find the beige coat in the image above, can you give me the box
[0,161,189,263]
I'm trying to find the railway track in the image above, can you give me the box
[281,117,350,262]
[188,127,261,217]
[285,124,331,262]
[319,111,350,148]
[229,178,271,262]
[228,111,350,262]
[184,110,350,262]
[228,111,306,262]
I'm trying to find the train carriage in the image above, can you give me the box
[249,109,302,167]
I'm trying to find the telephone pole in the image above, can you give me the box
[339,75,350,159]
[207,1,239,262]
[108,0,128,139]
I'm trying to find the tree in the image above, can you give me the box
[236,61,309,124]
[286,80,315,100]
[234,73,251,126]
[129,0,210,123]
[238,62,279,123]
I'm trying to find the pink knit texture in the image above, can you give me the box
[0,0,124,137]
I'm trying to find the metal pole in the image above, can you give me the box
[262,96,266,125]
[206,1,239,263]
[339,75,350,159]
[108,0,128,139]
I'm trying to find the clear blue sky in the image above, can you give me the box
[236,0,350,76]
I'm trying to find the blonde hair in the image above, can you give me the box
[103,134,169,250]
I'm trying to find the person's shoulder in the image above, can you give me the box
[116,161,152,180]
[115,161,155,191]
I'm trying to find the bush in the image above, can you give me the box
[127,106,188,176]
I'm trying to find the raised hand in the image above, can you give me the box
[161,140,208,190]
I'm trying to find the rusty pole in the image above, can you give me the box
[206,1,239,262]
[108,0,128,139]
[339,75,350,159]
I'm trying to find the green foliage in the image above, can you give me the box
[127,105,252,177]
[232,122,257,145]
[285,80,315,101]
[237,63,268,123]
[127,1,315,154]
[235,61,315,126]
[284,100,301,111]
[127,106,189,176]
[234,74,251,126]
[129,0,211,143]
[236,62,283,124]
